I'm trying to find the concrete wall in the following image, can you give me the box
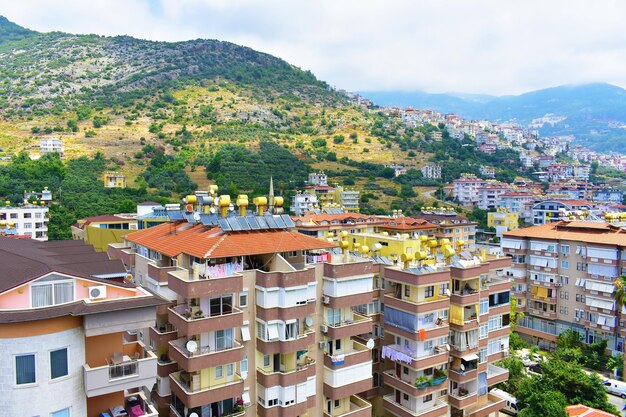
[0,326,87,417]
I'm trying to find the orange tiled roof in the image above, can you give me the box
[125,222,335,259]
[566,404,615,417]
[504,221,626,246]
[292,212,379,225]
[379,217,438,231]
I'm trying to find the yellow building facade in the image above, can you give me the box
[488,209,519,231]
[103,171,127,188]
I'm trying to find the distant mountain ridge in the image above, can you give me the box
[361,83,626,152]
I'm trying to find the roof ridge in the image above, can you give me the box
[204,233,229,258]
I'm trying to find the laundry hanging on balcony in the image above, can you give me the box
[382,345,412,364]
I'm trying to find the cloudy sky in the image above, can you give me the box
[3,0,626,95]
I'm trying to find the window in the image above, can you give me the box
[562,245,570,256]
[239,291,248,307]
[51,409,70,417]
[335,339,341,350]
[560,306,569,315]
[226,363,234,377]
[403,366,409,375]
[424,340,433,351]
[327,308,341,326]
[15,354,36,385]
[334,399,340,408]
[403,393,409,401]
[263,355,270,367]
[439,282,449,296]
[24,223,32,229]
[50,348,68,380]
[479,323,488,339]
[31,281,74,308]
[425,286,434,298]
[423,394,433,403]
[479,298,489,315]
[478,348,487,363]
[561,260,569,269]
[215,365,223,378]
[241,356,248,374]
[404,285,411,298]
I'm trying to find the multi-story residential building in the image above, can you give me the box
[72,214,138,252]
[0,237,164,417]
[308,171,329,186]
[488,209,519,236]
[421,165,442,180]
[479,166,496,179]
[498,192,536,224]
[335,186,360,212]
[380,244,512,417]
[531,200,593,225]
[594,188,624,204]
[104,171,127,189]
[386,164,408,177]
[108,195,376,417]
[0,200,49,240]
[414,209,477,250]
[453,175,487,207]
[477,183,511,211]
[293,212,383,240]
[40,137,64,155]
[291,191,320,216]
[24,187,53,206]
[502,221,626,352]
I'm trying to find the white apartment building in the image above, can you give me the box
[453,175,487,207]
[0,203,49,240]
[421,164,442,179]
[40,137,64,155]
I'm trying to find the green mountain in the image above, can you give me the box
[362,83,626,152]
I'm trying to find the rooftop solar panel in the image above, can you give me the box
[281,215,295,228]
[256,216,269,229]
[227,217,242,231]
[272,215,286,228]
[247,216,261,230]
[218,218,232,231]
[167,210,184,221]
[264,215,278,229]
[237,216,251,231]
[199,213,219,226]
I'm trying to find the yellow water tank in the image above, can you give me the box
[274,196,284,207]
[186,195,198,204]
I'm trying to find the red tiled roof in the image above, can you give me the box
[566,404,615,417]
[504,221,626,246]
[292,212,376,225]
[125,222,335,259]
[379,218,438,231]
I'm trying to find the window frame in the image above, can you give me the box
[15,353,37,386]
[49,347,69,381]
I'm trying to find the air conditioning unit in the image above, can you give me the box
[322,296,330,304]
[321,324,329,333]
[574,317,580,322]
[318,341,326,349]
[555,283,562,287]
[88,286,107,300]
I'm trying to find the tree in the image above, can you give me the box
[510,297,524,332]
[518,378,567,417]
[614,275,626,381]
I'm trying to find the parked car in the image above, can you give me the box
[491,388,518,415]
[603,379,626,398]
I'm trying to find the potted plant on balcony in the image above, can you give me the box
[415,375,431,389]
[194,309,204,319]
[432,369,448,385]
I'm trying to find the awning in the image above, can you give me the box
[537,287,548,298]
[267,323,280,340]
[462,353,479,361]
[240,325,251,342]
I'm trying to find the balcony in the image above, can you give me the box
[256,328,316,355]
[169,338,244,372]
[168,304,243,336]
[325,313,372,339]
[487,364,509,386]
[323,359,373,398]
[448,388,478,409]
[324,340,371,369]
[384,294,449,315]
[170,398,245,417]
[83,341,157,398]
[257,356,316,387]
[169,370,244,408]
[449,366,478,384]
[383,396,448,417]
[526,307,557,320]
[465,392,506,417]
[168,264,243,299]
[149,322,177,347]
[148,262,181,283]
[384,369,448,397]
[323,395,372,417]
[381,344,449,370]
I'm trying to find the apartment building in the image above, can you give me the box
[421,165,442,180]
[453,175,487,207]
[71,214,138,252]
[414,209,477,251]
[291,191,320,216]
[0,200,49,240]
[108,195,376,417]
[104,171,127,189]
[0,237,164,417]
[477,184,511,211]
[502,221,626,352]
[379,244,512,417]
[487,210,519,235]
[40,137,64,156]
[531,200,592,225]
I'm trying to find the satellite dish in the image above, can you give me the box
[445,344,450,351]
[189,413,199,417]
[186,340,198,353]
[209,207,216,214]
[460,363,465,371]
[445,289,451,297]
[366,338,375,350]
[305,316,313,327]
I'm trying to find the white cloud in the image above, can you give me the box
[3,0,626,95]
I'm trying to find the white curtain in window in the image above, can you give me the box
[54,282,73,304]
[32,284,52,307]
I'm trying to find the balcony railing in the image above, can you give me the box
[323,395,372,417]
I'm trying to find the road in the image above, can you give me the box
[608,392,626,415]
